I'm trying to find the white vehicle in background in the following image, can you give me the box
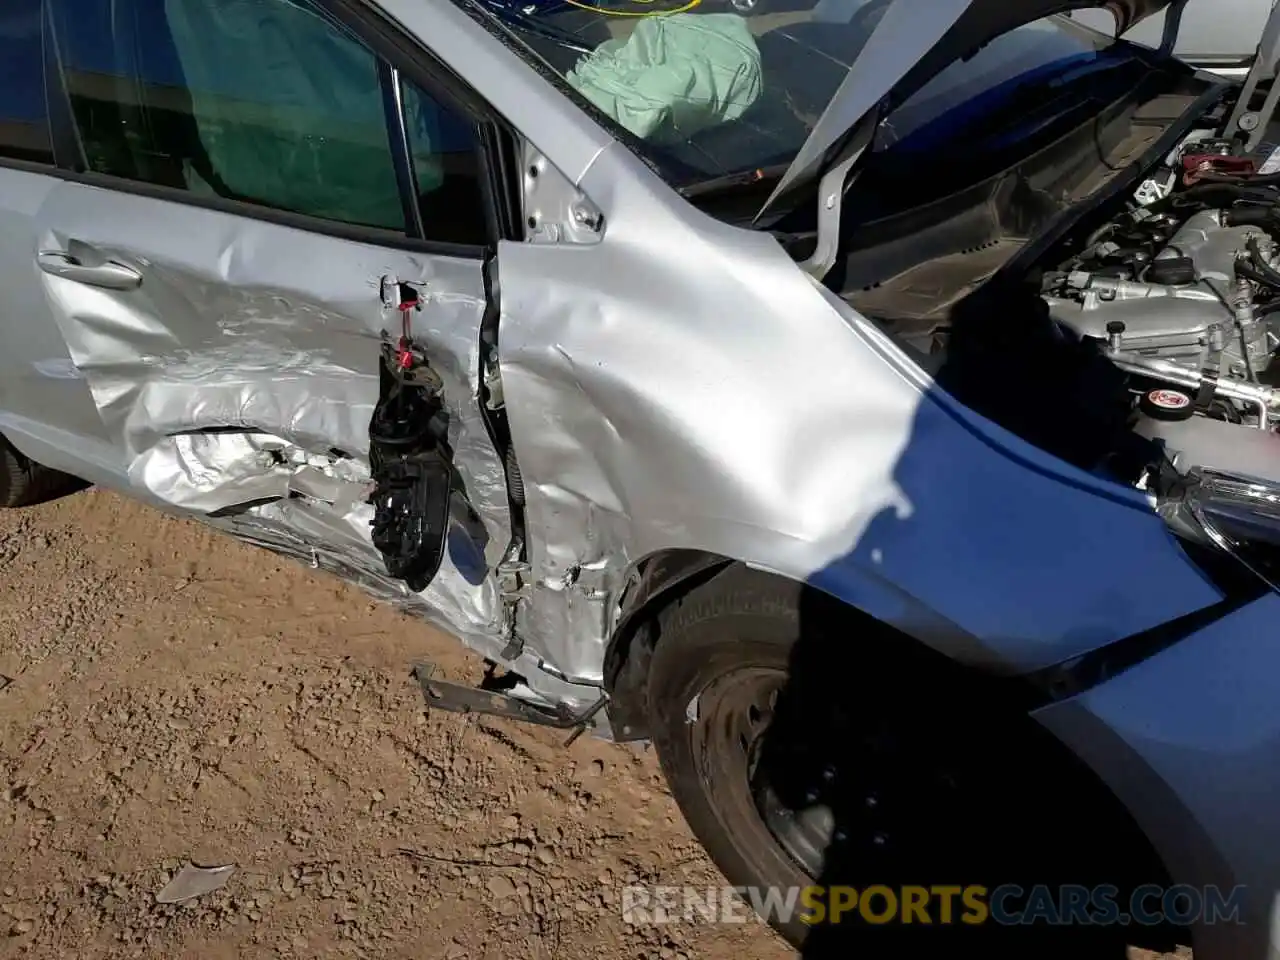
[1075,0,1276,77]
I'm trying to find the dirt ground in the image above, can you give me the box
[0,489,1188,959]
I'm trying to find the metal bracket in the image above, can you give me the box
[494,536,530,660]
[521,142,604,246]
[379,274,429,309]
[412,662,607,743]
[497,557,532,601]
[1224,0,1280,151]
[1157,0,1188,57]
[801,116,877,282]
[482,358,505,410]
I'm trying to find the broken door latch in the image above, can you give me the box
[380,277,440,392]
[368,276,452,592]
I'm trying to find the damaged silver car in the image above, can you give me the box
[9,0,1280,954]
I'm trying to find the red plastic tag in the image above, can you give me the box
[396,336,414,370]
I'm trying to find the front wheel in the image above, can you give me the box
[645,566,1155,955]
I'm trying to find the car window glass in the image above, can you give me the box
[487,0,1140,194]
[49,0,488,244]
[401,77,489,247]
[0,0,54,165]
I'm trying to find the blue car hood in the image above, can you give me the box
[757,0,1175,221]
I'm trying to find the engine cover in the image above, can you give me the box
[1045,209,1274,379]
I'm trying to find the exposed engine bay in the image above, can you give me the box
[809,30,1280,506]
[838,80,1280,498]
[1038,132,1280,489]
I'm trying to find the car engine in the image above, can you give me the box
[1046,208,1275,385]
[1040,142,1280,485]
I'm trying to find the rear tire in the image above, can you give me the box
[645,565,1158,956]
[0,439,84,507]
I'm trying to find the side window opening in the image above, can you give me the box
[48,0,490,246]
[402,77,490,247]
[0,0,54,166]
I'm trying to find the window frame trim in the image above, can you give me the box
[41,0,85,170]
[379,59,429,242]
[18,0,516,259]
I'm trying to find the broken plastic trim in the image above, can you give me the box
[412,661,608,743]
[155,862,236,904]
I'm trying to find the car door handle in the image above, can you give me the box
[36,248,142,291]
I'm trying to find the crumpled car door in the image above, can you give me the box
[0,0,121,482]
[36,0,510,632]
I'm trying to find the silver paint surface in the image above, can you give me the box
[494,138,1223,681]
[15,178,511,655]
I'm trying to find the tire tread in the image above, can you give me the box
[0,441,83,508]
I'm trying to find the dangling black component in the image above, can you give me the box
[368,285,453,592]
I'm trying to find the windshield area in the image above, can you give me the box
[475,0,1138,190]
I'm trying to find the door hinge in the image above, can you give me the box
[497,558,532,602]
[483,357,505,410]
[495,552,531,660]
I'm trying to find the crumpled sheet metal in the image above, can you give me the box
[207,496,503,648]
[495,139,1227,692]
[127,431,372,515]
[36,194,511,642]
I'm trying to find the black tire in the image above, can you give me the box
[646,566,814,945]
[646,565,1161,957]
[0,439,84,508]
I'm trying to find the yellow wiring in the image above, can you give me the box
[558,0,702,16]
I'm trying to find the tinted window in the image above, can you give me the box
[49,0,487,243]
[402,78,489,246]
[0,0,53,165]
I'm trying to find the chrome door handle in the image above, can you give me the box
[37,247,142,291]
